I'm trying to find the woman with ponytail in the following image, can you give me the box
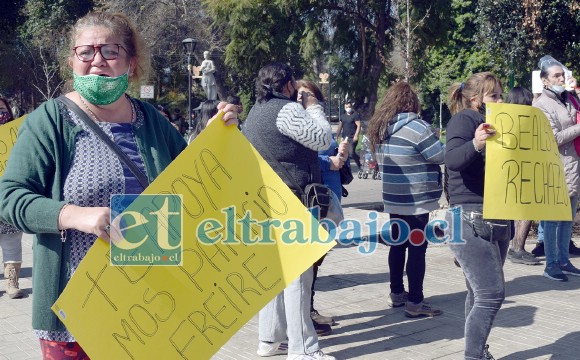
[444,72,507,360]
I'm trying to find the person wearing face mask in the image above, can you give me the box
[0,97,25,300]
[445,72,510,360]
[0,12,239,359]
[336,102,362,168]
[243,63,335,360]
[533,55,580,282]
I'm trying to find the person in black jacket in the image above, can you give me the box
[444,72,507,360]
[243,63,335,360]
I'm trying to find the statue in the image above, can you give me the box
[200,51,217,100]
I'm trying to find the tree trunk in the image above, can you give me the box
[359,0,389,121]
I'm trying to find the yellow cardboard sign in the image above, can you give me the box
[483,103,571,220]
[0,116,26,177]
[52,116,334,360]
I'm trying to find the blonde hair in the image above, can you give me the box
[447,72,502,115]
[68,12,151,83]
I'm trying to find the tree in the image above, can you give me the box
[98,0,231,107]
[14,0,93,106]
[206,0,403,119]
[477,0,580,89]
[412,0,491,127]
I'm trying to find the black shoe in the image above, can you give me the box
[570,241,580,256]
[482,344,495,360]
[311,309,334,325]
[531,242,545,257]
[313,320,332,336]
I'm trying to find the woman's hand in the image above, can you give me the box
[329,155,345,170]
[207,102,240,127]
[338,139,350,158]
[59,205,111,242]
[473,123,496,152]
[297,91,318,109]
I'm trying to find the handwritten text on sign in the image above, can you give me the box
[0,116,26,177]
[484,103,570,220]
[52,117,334,360]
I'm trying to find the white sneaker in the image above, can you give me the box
[257,341,288,356]
[287,350,337,360]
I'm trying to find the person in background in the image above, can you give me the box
[0,97,25,299]
[244,63,335,360]
[227,95,244,130]
[0,12,238,359]
[504,87,542,266]
[156,104,179,131]
[227,95,243,114]
[533,55,580,281]
[336,102,361,168]
[187,100,220,144]
[172,108,188,135]
[296,79,350,337]
[367,82,444,318]
[532,221,545,257]
[445,72,508,360]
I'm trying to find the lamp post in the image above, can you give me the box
[182,38,197,132]
[335,94,341,123]
[323,50,331,121]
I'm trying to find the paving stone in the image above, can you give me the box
[3,176,580,359]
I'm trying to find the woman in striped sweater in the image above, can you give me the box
[367,81,445,318]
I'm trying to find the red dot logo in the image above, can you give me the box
[409,229,425,246]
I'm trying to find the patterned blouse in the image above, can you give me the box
[36,97,147,342]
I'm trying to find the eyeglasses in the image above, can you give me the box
[72,44,126,62]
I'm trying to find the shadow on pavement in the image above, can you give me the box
[502,331,580,360]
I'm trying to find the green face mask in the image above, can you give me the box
[73,70,129,105]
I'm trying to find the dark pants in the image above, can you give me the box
[388,213,429,304]
[310,254,326,311]
[351,139,361,167]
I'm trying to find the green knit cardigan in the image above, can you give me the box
[0,97,187,331]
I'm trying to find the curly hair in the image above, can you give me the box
[367,82,420,153]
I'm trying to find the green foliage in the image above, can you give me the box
[206,0,307,94]
[537,0,580,70]
[414,0,491,126]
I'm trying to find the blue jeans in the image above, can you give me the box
[259,267,319,355]
[447,205,511,360]
[543,196,577,268]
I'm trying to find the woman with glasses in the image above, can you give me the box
[445,72,507,360]
[0,12,238,359]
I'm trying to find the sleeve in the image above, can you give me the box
[318,154,331,172]
[416,124,445,164]
[0,102,67,234]
[535,101,580,147]
[444,113,482,171]
[276,102,332,151]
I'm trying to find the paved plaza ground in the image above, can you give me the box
[2,175,580,360]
